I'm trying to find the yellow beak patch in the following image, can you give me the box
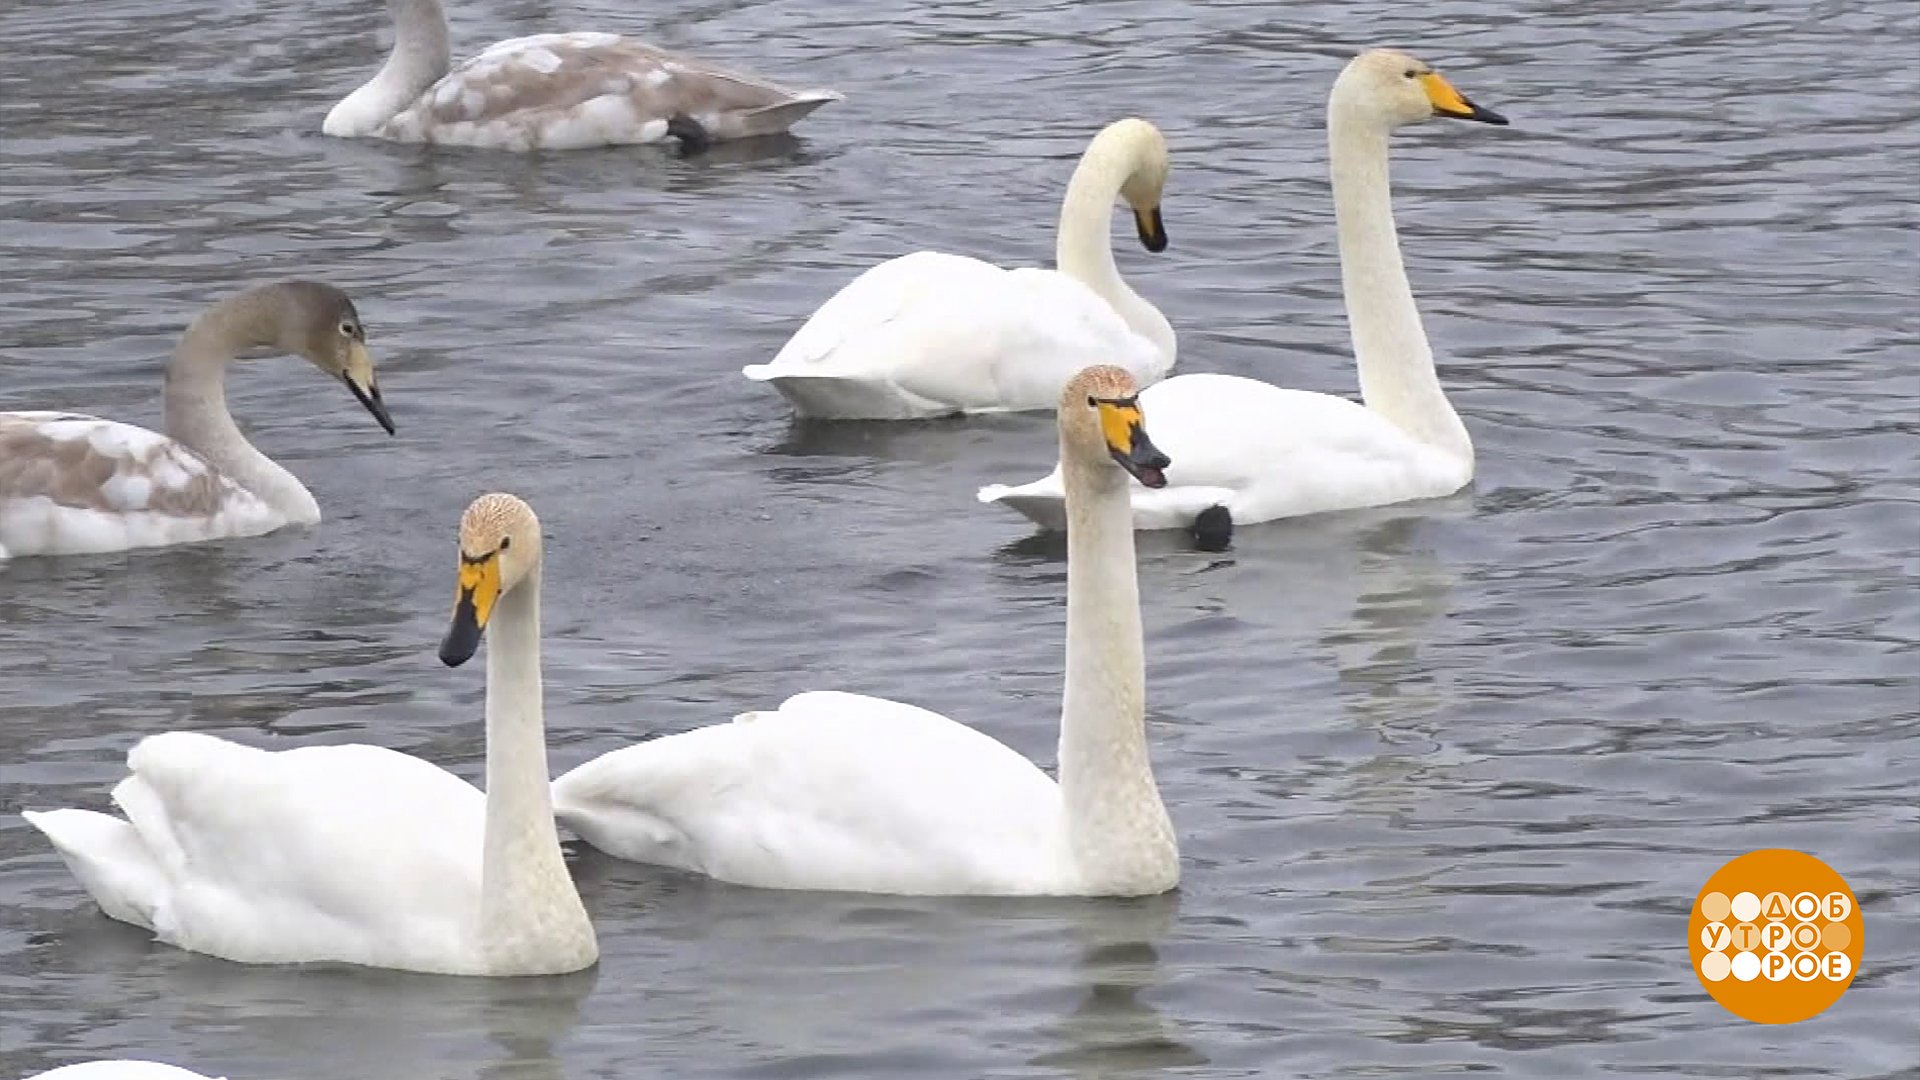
[457,553,502,630]
[1096,398,1143,457]
[1421,72,1474,118]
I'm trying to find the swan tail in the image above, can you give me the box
[976,483,1069,532]
[735,90,844,137]
[23,808,164,929]
[740,369,941,420]
[551,754,697,871]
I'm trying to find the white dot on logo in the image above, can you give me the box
[1824,891,1853,921]
[1760,922,1790,952]
[1700,951,1732,982]
[1731,892,1761,923]
[1762,952,1793,981]
[1732,951,1762,981]
[1824,951,1853,982]
[1792,892,1820,921]
[1792,952,1821,982]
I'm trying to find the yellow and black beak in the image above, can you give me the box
[440,552,501,667]
[1421,71,1508,126]
[1093,394,1171,489]
[1133,204,1169,253]
[342,341,395,436]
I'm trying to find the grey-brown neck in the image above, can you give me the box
[163,288,320,523]
[1327,102,1472,461]
[1056,447,1178,895]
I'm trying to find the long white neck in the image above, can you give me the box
[322,0,451,136]
[1056,453,1177,894]
[478,567,596,973]
[1328,109,1472,462]
[1055,155,1176,365]
[163,314,321,524]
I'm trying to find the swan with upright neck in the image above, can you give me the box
[0,281,393,560]
[742,120,1177,419]
[324,0,840,150]
[980,50,1506,547]
[21,494,597,976]
[552,366,1179,895]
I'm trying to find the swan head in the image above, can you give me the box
[1060,366,1171,489]
[440,493,543,667]
[1088,118,1171,252]
[254,281,394,435]
[1333,49,1508,131]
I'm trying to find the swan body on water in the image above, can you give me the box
[0,282,393,561]
[324,0,840,150]
[554,366,1179,895]
[22,495,597,977]
[980,50,1507,547]
[24,1064,225,1080]
[743,120,1176,419]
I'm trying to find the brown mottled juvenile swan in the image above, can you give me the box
[324,0,841,150]
[0,281,393,560]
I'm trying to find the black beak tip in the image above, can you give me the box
[1449,99,1510,126]
[1136,208,1169,253]
[439,611,481,667]
[345,375,397,435]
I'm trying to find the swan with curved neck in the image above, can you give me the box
[742,120,1177,419]
[22,494,597,976]
[981,49,1507,547]
[553,366,1180,896]
[324,0,840,150]
[0,281,393,560]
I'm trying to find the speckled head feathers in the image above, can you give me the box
[459,493,539,559]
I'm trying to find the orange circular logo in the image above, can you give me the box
[1690,849,1862,1023]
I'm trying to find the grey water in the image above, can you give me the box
[1,0,1916,1076]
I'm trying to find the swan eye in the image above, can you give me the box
[498,536,512,552]
[1404,68,1419,79]
[339,321,355,336]
[1086,395,1098,409]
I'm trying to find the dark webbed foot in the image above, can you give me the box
[1192,505,1233,552]
[666,114,711,156]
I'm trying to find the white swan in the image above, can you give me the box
[0,282,394,561]
[22,494,596,977]
[553,366,1179,895]
[323,0,841,150]
[979,50,1507,548]
[742,120,1176,419]
[24,1064,224,1080]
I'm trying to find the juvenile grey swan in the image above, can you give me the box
[324,0,841,150]
[0,281,393,560]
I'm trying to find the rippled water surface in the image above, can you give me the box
[2,0,1917,1076]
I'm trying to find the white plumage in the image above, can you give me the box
[23,495,598,977]
[555,692,1071,894]
[744,120,1176,419]
[23,1063,226,1080]
[979,373,1471,531]
[554,367,1181,897]
[981,51,1508,539]
[27,733,493,973]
